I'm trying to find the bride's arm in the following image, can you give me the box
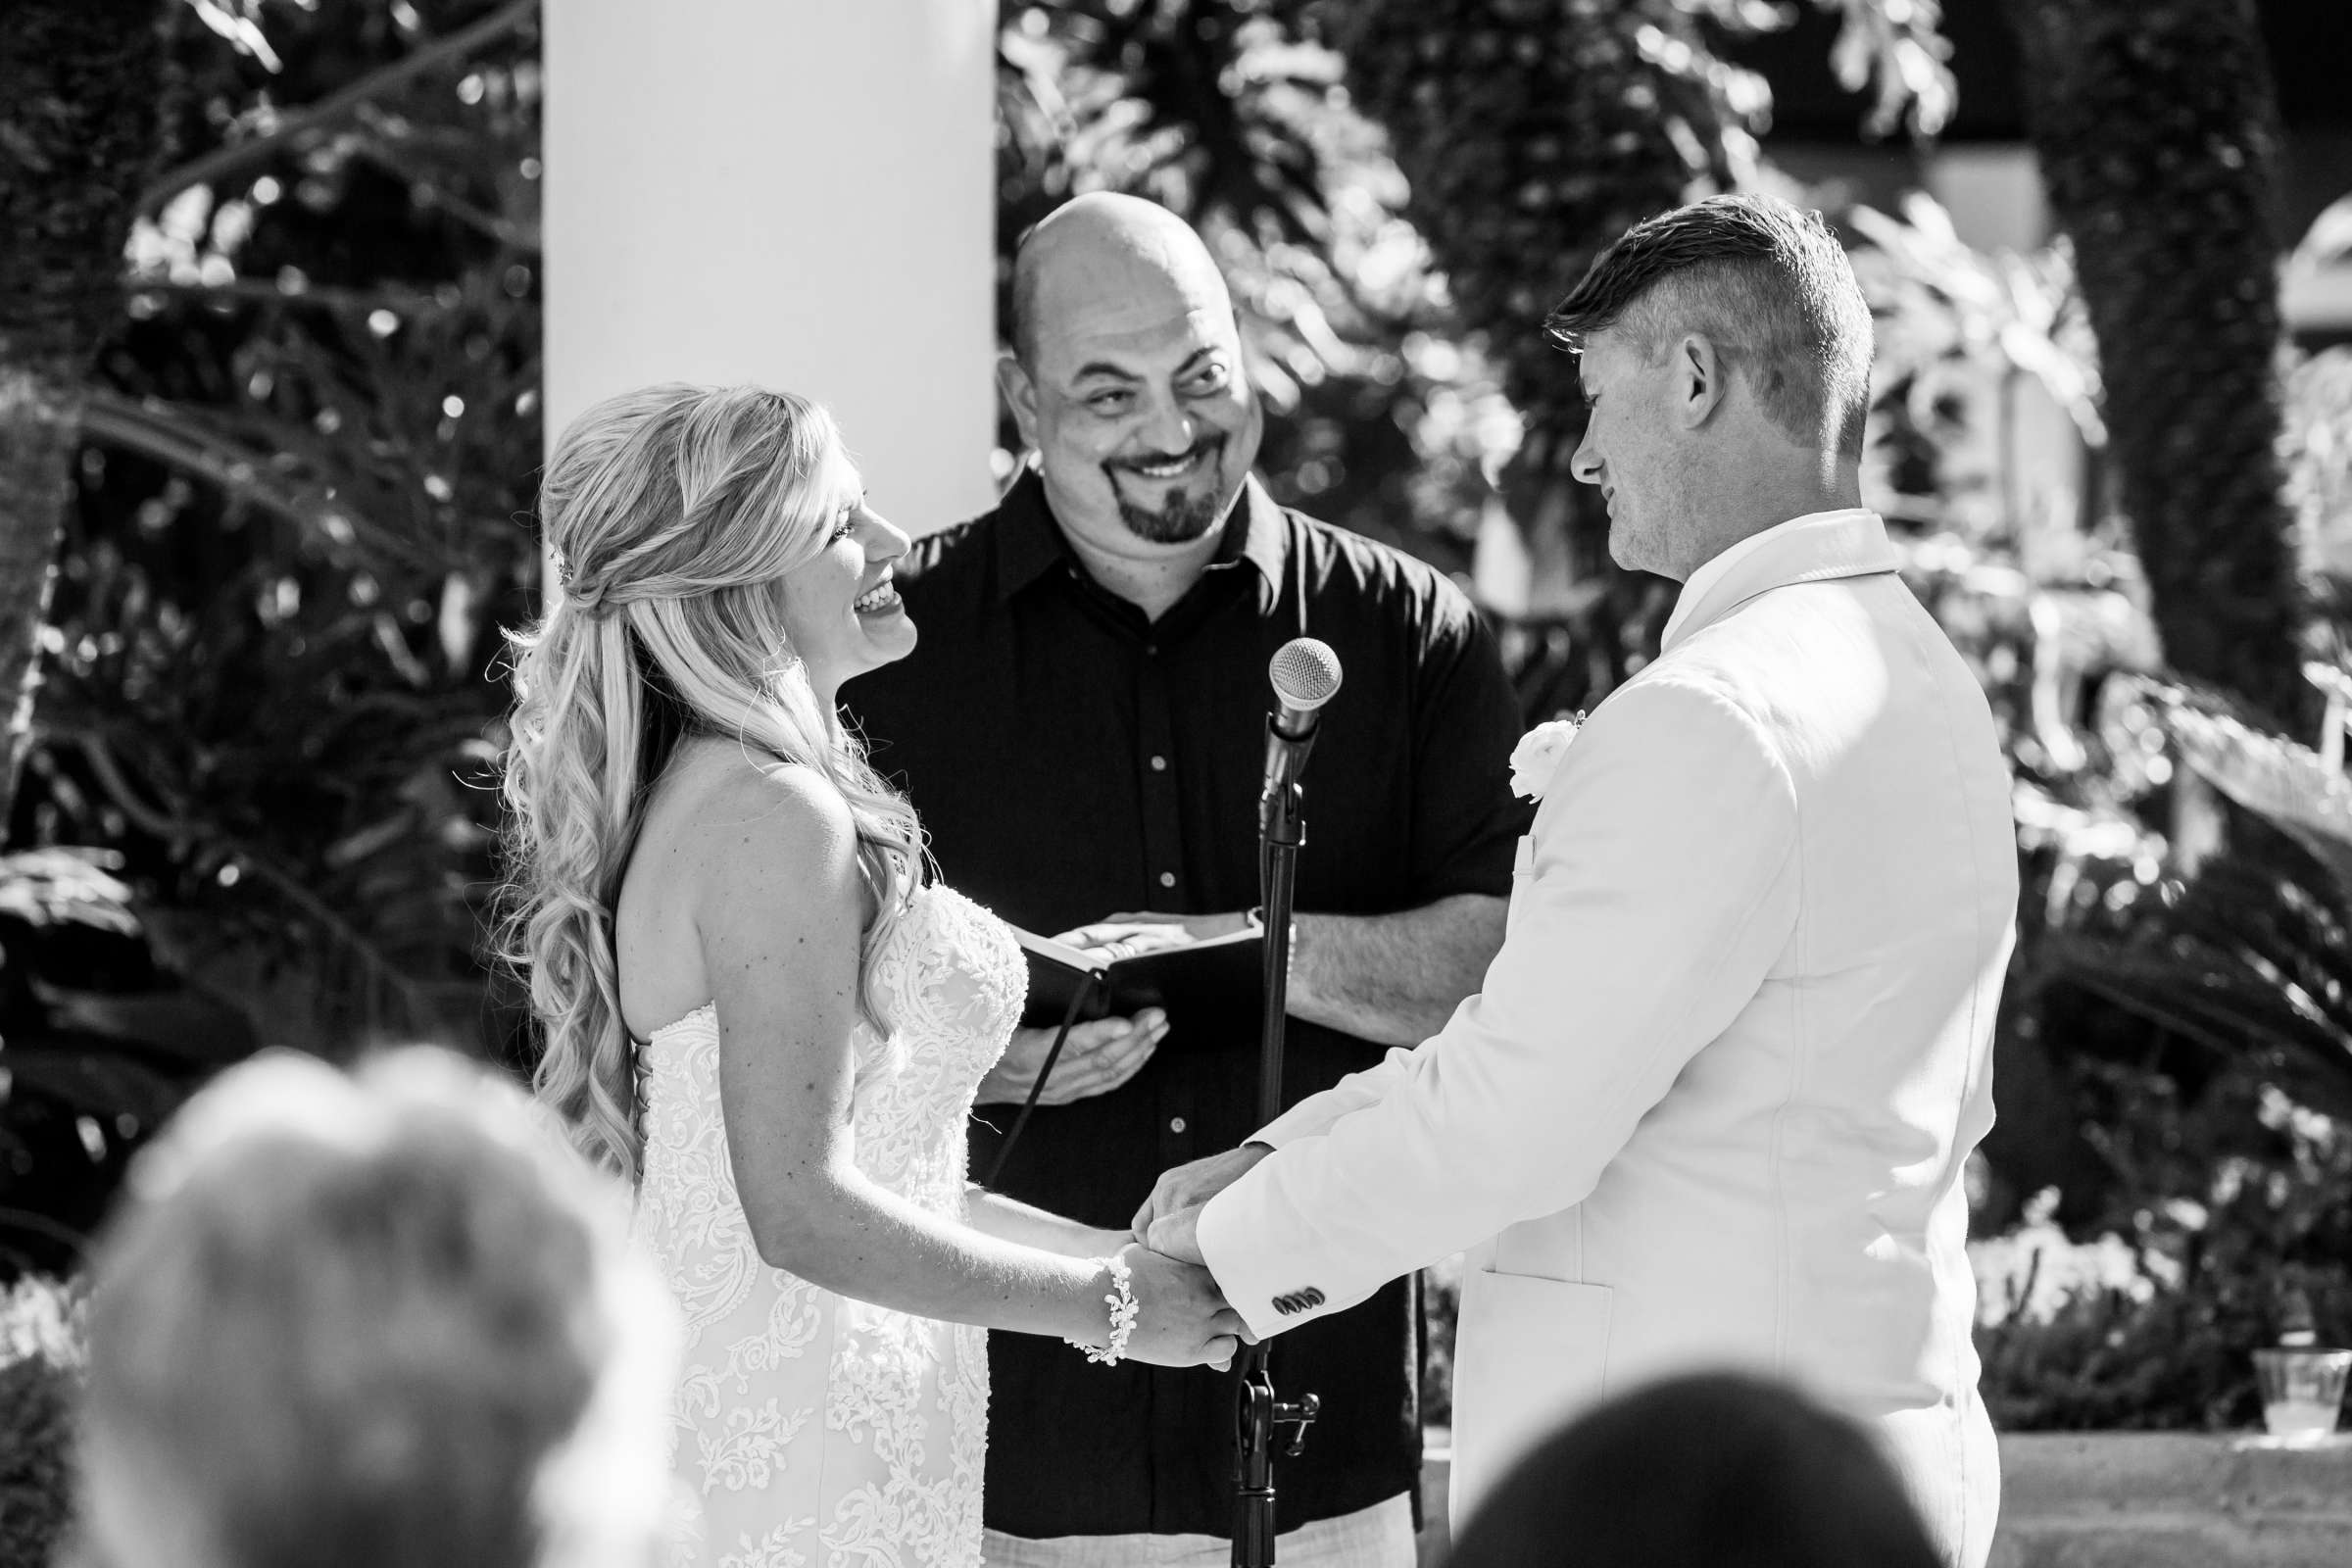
[691,763,1233,1362]
[962,1187,1128,1258]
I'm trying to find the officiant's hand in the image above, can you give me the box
[976,1011,1168,1107]
[1119,1242,1249,1369]
[1131,1143,1271,1241]
[1058,909,1254,957]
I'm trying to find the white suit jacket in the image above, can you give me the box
[1198,510,2015,1567]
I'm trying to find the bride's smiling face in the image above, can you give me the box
[778,466,915,702]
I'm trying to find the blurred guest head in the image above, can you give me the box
[501,383,923,1180]
[1546,191,1874,580]
[79,1047,679,1568]
[1446,1372,1941,1568]
[1002,192,1263,557]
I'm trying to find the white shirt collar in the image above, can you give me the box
[1658,508,1890,652]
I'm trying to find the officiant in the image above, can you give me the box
[844,193,1526,1567]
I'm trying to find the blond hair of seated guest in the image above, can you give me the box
[77,1047,680,1568]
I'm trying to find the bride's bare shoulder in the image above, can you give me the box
[647,740,858,883]
[616,744,859,1034]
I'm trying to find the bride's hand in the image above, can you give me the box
[1108,1243,1249,1370]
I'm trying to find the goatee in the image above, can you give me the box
[1105,439,1230,544]
[1116,486,1226,544]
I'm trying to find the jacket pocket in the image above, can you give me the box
[1450,1271,1614,1531]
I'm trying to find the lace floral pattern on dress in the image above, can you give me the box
[633,885,1023,1568]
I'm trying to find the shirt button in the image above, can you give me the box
[1170,1116,1188,1134]
[1158,871,1176,889]
[1144,643,1159,657]
[1150,755,1168,772]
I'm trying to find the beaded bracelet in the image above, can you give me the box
[1069,1253,1139,1365]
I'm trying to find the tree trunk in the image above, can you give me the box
[2005,0,2308,728]
[0,0,171,839]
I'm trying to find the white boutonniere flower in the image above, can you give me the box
[1509,712,1585,802]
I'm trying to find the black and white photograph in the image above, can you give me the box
[5,4,2352,1567]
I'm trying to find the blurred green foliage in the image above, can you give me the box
[1968,684,2352,1429]
[1971,1060,2352,1431]
[2004,0,2310,731]
[0,1274,81,1567]
[4,0,543,1275]
[1845,179,2352,1427]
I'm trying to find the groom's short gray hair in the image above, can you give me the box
[1545,193,1873,458]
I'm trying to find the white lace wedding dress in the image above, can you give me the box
[632,884,1025,1568]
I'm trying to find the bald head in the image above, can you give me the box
[1011,193,1236,367]
[998,194,1262,564]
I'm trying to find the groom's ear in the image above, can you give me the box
[1671,333,1728,429]
[997,351,1043,450]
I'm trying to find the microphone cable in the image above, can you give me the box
[981,967,1104,1189]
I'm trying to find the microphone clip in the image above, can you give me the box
[1261,711,1321,805]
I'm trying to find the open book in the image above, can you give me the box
[1006,922,1264,1028]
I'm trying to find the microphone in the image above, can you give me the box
[1240,637,1337,1564]
[1264,637,1343,796]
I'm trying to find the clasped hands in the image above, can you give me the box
[988,911,1267,1366]
[1131,1142,1270,1264]
[1113,1143,1271,1369]
[1051,916,1264,1278]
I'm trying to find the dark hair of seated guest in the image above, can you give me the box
[1446,1372,1943,1568]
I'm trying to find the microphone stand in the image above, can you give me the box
[1234,720,1322,1567]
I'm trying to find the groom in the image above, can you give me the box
[1141,193,2016,1568]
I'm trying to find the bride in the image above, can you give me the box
[498,383,1243,1568]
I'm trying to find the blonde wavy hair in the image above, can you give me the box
[496,383,924,1182]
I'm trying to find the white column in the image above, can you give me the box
[545,0,997,533]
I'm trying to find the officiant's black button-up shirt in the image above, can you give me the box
[843,468,1528,1542]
